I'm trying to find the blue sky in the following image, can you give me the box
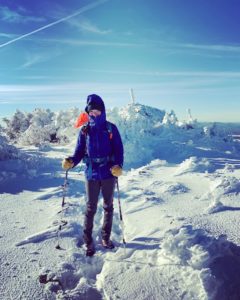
[0,0,240,122]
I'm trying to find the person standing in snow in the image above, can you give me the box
[62,94,124,256]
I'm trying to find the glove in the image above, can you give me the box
[111,165,122,177]
[62,158,74,170]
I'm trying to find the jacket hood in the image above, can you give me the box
[85,94,105,114]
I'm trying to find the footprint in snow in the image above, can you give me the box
[146,196,164,204]
[164,215,173,218]
[176,217,185,221]
[134,265,141,272]
[139,170,148,174]
[150,180,164,187]
[145,190,155,196]
[30,251,40,255]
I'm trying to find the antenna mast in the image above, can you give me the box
[129,88,135,104]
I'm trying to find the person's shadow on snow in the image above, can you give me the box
[209,241,240,300]
[0,170,84,195]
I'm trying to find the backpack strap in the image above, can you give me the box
[106,121,115,163]
[82,122,113,139]
[81,123,90,136]
[106,121,113,139]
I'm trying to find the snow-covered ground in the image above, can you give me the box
[1,104,240,299]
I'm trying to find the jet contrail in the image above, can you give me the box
[0,0,109,48]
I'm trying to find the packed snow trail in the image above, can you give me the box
[1,145,240,299]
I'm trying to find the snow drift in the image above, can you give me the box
[0,134,48,185]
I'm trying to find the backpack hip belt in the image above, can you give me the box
[83,155,114,164]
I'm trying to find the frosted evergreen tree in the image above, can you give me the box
[3,110,32,141]
[19,109,57,146]
[0,134,18,160]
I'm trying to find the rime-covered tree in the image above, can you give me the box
[3,110,32,140]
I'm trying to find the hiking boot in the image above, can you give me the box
[102,239,115,249]
[85,243,95,257]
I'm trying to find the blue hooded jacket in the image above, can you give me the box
[69,95,124,180]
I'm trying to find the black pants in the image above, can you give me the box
[83,177,116,245]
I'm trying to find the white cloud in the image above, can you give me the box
[181,43,240,53]
[137,39,240,58]
[0,32,16,39]
[67,17,111,35]
[0,6,22,22]
[0,101,11,104]
[0,6,45,23]
[19,50,62,69]
[157,41,240,56]
[42,37,140,47]
[79,69,240,79]
[0,76,240,95]
[21,75,57,80]
[0,83,133,95]
[20,55,46,69]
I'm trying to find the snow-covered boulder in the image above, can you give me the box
[0,134,47,184]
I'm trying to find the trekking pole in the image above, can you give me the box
[116,178,126,245]
[61,169,69,207]
[56,169,69,250]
